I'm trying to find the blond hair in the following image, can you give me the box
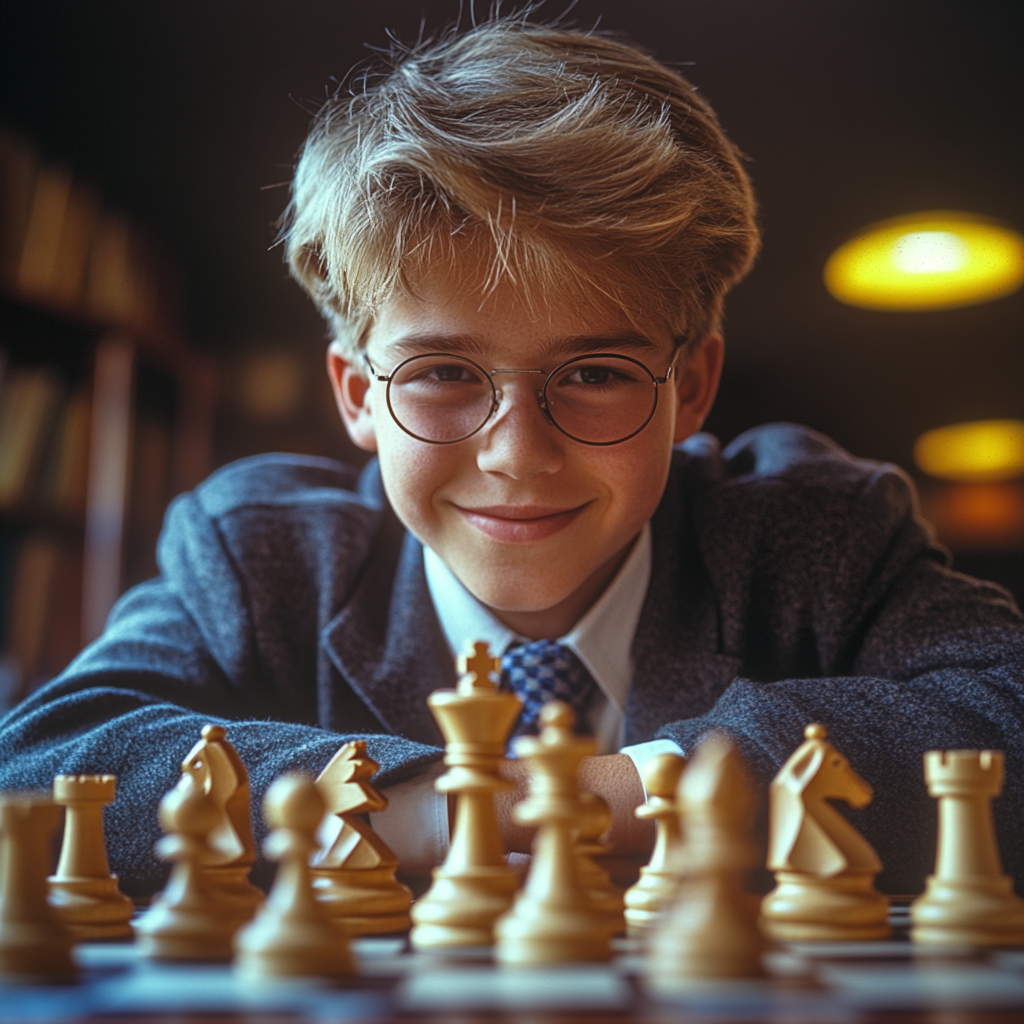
[284,14,760,356]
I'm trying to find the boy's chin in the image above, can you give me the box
[455,567,589,617]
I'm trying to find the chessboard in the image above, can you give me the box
[4,913,1024,1022]
[4,648,1024,1022]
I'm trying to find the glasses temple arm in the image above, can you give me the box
[362,354,390,382]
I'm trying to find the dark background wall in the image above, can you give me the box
[2,0,1022,592]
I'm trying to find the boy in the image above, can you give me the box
[1,15,1022,897]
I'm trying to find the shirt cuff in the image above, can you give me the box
[619,738,685,798]
[369,761,449,873]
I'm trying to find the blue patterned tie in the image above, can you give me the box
[501,639,595,740]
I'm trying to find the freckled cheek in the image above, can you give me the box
[582,436,673,518]
[376,439,467,536]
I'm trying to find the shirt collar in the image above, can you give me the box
[423,522,652,715]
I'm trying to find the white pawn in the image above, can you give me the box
[235,773,352,979]
[647,733,765,994]
[0,794,76,980]
[48,774,134,939]
[495,701,611,965]
[575,792,625,933]
[135,776,246,960]
[624,753,687,936]
[911,749,1024,947]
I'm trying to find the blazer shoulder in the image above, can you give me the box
[189,453,374,520]
[675,422,902,497]
[673,422,933,566]
[721,422,889,491]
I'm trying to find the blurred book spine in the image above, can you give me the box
[0,366,65,506]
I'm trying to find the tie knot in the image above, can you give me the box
[501,640,595,740]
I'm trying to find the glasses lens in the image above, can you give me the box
[388,355,494,442]
[544,356,657,444]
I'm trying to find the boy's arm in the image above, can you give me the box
[0,576,442,895]
[652,469,1024,894]
[491,456,1024,888]
[0,461,446,895]
[496,752,653,856]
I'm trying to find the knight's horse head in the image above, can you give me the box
[767,723,881,876]
[799,724,873,808]
[179,725,255,866]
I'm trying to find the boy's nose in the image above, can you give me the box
[474,381,564,479]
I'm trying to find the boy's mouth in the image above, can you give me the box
[453,503,588,542]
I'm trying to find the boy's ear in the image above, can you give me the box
[326,342,378,452]
[672,334,724,444]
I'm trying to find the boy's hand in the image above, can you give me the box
[494,753,655,856]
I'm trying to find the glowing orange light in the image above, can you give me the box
[824,211,1024,311]
[929,483,1024,550]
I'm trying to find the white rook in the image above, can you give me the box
[911,749,1024,947]
[49,774,133,938]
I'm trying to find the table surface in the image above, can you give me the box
[4,926,1024,1024]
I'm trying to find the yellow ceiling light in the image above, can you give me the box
[914,419,1024,483]
[824,211,1024,311]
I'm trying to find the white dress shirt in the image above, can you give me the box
[369,523,683,870]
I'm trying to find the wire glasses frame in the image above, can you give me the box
[363,352,676,446]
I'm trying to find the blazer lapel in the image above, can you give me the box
[624,447,742,745]
[321,477,453,747]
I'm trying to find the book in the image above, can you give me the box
[38,384,92,514]
[0,131,37,289]
[0,365,64,506]
[125,414,171,586]
[50,181,101,309]
[84,214,132,325]
[4,531,60,695]
[36,540,84,684]
[17,163,73,301]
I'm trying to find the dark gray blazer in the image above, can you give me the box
[1,424,1021,896]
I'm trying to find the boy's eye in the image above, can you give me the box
[556,361,642,388]
[399,359,486,386]
[431,364,471,382]
[576,366,612,386]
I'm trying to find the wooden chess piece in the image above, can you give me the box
[234,773,352,979]
[624,752,687,936]
[495,701,612,965]
[647,733,765,993]
[0,793,76,980]
[311,740,413,935]
[760,724,890,941]
[180,724,262,918]
[410,642,523,949]
[48,774,134,939]
[136,774,247,960]
[911,749,1024,947]
[575,791,626,934]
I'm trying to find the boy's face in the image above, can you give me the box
[328,269,722,638]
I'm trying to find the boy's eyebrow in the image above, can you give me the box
[381,331,659,362]
[544,333,659,358]
[384,334,488,358]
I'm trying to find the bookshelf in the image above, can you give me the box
[0,130,215,707]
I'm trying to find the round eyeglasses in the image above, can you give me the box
[364,352,675,446]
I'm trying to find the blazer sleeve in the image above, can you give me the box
[655,454,1024,894]
[0,462,442,895]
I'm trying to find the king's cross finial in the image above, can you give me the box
[458,641,502,691]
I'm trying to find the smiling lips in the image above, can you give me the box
[455,503,588,542]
